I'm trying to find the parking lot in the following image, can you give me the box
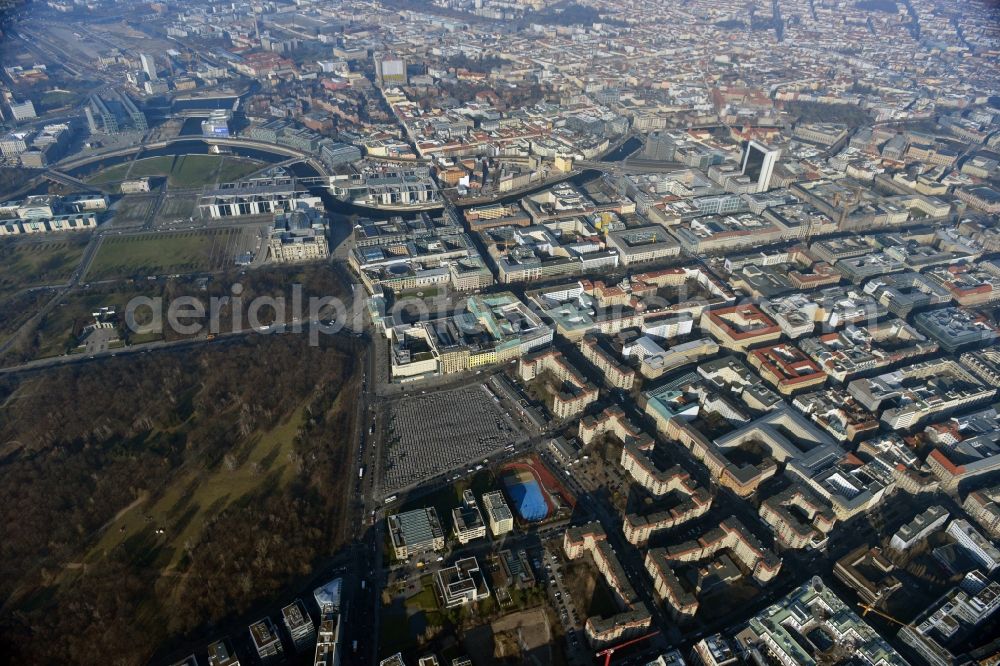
[382,384,527,493]
[542,540,588,662]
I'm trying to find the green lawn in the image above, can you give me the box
[85,156,175,186]
[127,330,164,345]
[216,157,264,183]
[168,155,219,188]
[129,156,176,179]
[409,575,439,611]
[111,196,154,226]
[0,237,88,291]
[86,229,239,279]
[157,195,197,221]
[40,89,80,111]
[86,155,262,188]
[85,163,132,185]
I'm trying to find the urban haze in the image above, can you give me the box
[1,0,1000,665]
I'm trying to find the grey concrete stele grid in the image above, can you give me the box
[383,385,524,493]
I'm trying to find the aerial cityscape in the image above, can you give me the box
[1,0,1000,665]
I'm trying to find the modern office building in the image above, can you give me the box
[740,141,779,193]
[946,519,1000,572]
[900,572,1000,666]
[8,99,36,121]
[140,53,158,80]
[248,617,284,663]
[374,55,407,85]
[199,179,323,219]
[387,508,445,559]
[848,358,995,431]
[313,577,342,666]
[482,491,514,537]
[693,635,739,666]
[606,226,681,265]
[206,638,240,666]
[378,291,551,379]
[281,599,316,652]
[0,194,105,236]
[0,130,32,157]
[201,109,231,137]
[85,90,148,134]
[889,505,949,551]
[914,307,1000,353]
[833,545,902,607]
[434,557,490,608]
[350,210,491,294]
[452,490,486,544]
[320,141,362,167]
[924,405,1000,492]
[330,168,440,208]
[737,578,906,666]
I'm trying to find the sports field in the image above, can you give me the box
[86,228,257,279]
[502,466,552,522]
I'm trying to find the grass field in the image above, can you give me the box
[157,195,197,221]
[168,155,219,187]
[111,195,155,226]
[216,157,265,182]
[0,237,88,291]
[86,228,243,279]
[40,89,80,111]
[85,162,132,185]
[130,155,176,178]
[86,156,175,185]
[86,155,263,188]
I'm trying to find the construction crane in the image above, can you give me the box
[595,630,661,666]
[857,602,913,628]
